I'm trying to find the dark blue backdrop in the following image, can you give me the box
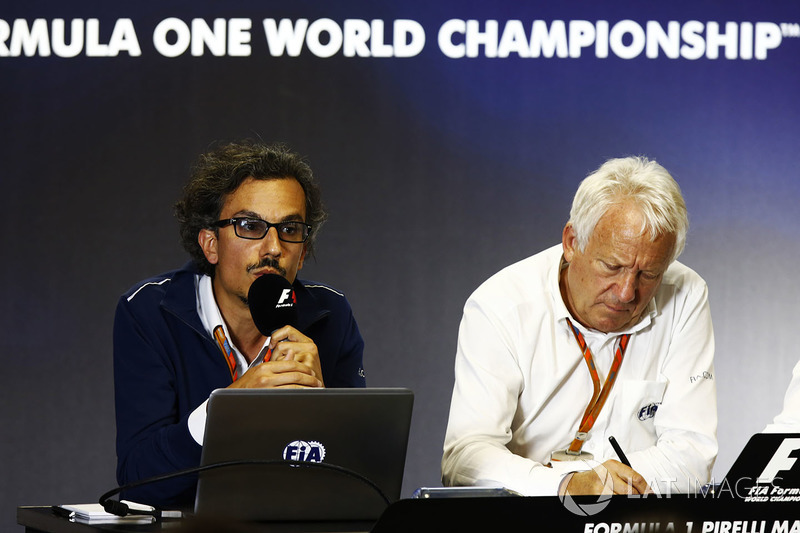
[3,1,799,530]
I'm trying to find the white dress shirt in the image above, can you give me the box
[442,244,718,495]
[187,274,270,445]
[764,359,800,433]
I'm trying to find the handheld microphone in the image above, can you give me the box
[247,273,298,336]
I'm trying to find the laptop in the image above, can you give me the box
[194,387,414,523]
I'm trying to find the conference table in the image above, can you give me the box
[17,492,800,533]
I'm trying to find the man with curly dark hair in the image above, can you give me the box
[113,141,366,508]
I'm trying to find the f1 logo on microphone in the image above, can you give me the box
[277,289,293,305]
[757,438,800,484]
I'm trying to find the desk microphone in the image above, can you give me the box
[98,460,389,520]
[248,273,298,336]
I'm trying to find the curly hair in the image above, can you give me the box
[175,140,327,276]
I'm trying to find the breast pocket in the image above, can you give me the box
[614,379,668,446]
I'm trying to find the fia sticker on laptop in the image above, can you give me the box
[283,440,326,463]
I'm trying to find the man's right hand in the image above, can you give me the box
[561,459,651,495]
[227,360,323,389]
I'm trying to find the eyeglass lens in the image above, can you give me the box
[234,219,308,242]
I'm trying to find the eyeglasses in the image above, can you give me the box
[213,218,312,243]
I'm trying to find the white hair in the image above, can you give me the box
[568,156,688,262]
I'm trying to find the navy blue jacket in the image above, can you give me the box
[113,262,365,508]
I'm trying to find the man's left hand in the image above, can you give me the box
[268,326,325,387]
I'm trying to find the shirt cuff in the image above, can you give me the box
[543,461,592,495]
[188,399,209,445]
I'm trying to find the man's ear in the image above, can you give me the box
[198,229,219,265]
[562,223,577,263]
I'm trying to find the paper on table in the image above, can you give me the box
[57,501,155,524]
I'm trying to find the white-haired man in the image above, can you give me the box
[442,156,717,496]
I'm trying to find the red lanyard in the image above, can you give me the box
[213,325,239,381]
[565,318,630,454]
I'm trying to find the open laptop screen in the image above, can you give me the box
[194,388,414,522]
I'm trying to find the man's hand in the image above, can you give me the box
[228,326,324,389]
[228,359,323,389]
[562,460,650,495]
[267,326,325,387]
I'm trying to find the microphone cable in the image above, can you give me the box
[99,459,391,520]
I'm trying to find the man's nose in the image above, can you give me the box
[260,226,282,255]
[617,273,637,303]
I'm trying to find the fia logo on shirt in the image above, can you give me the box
[283,440,326,463]
[637,402,659,421]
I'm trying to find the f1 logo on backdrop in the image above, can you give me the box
[283,440,326,463]
[757,438,800,484]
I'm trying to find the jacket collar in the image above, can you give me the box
[162,261,331,334]
[292,278,331,331]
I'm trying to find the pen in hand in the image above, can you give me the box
[608,436,631,467]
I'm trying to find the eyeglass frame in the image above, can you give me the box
[212,217,312,243]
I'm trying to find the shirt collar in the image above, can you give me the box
[196,274,270,374]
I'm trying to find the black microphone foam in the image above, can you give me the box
[247,273,298,336]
